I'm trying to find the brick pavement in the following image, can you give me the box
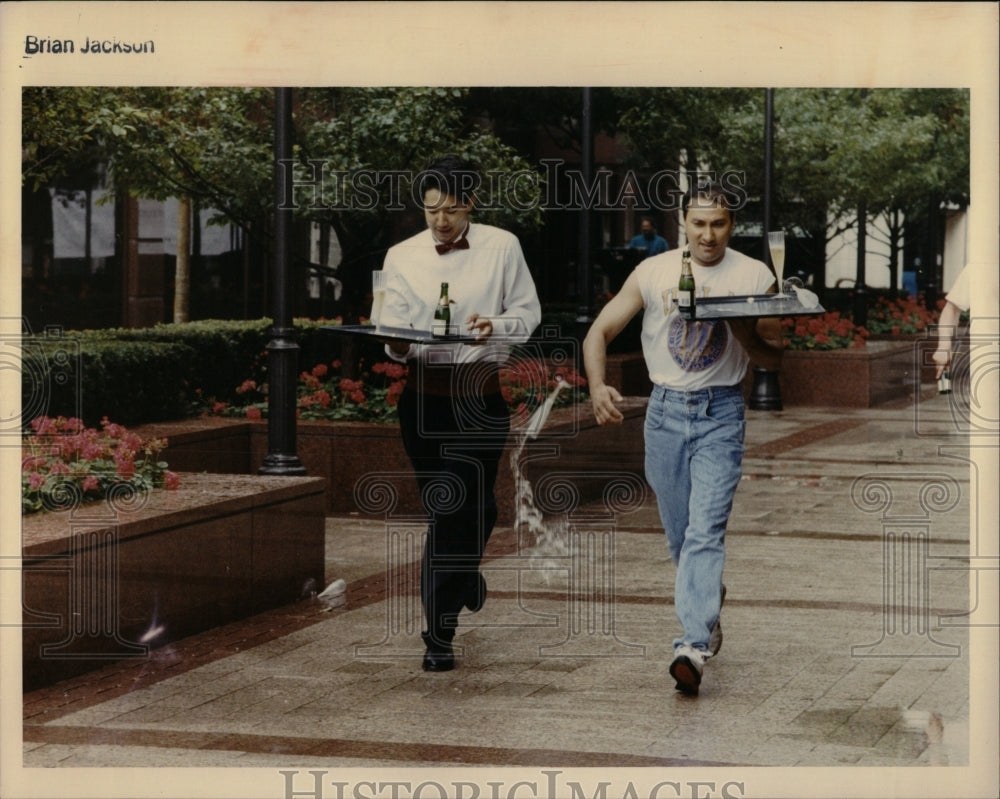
[12,388,997,798]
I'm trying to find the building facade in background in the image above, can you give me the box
[21,138,967,333]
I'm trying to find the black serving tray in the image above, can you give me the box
[321,324,481,344]
[673,294,825,320]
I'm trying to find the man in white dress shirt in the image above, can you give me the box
[379,154,541,671]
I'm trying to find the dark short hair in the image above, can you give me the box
[682,182,735,219]
[418,154,481,206]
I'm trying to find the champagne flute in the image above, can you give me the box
[768,231,787,297]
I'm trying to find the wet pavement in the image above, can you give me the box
[14,387,998,798]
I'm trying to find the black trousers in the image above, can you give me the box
[397,387,509,645]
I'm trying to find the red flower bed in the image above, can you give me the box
[195,355,588,424]
[865,295,941,336]
[781,312,869,350]
[22,416,179,514]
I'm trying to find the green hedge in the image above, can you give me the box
[20,315,594,429]
[21,319,343,429]
[99,318,276,405]
[23,336,196,427]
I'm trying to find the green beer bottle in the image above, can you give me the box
[678,248,696,320]
[432,282,451,336]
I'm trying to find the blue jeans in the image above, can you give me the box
[643,384,745,652]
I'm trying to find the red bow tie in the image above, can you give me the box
[435,237,470,255]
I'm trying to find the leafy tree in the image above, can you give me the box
[22,87,105,190]
[23,86,274,321]
[628,88,969,290]
[92,88,273,321]
[23,87,544,323]
[465,87,630,157]
[870,89,969,287]
[291,87,543,319]
[617,88,759,175]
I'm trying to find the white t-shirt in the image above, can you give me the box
[945,265,970,311]
[379,222,542,365]
[635,248,776,390]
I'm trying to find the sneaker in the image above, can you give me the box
[708,584,727,657]
[669,644,706,695]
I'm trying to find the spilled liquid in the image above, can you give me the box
[509,378,571,583]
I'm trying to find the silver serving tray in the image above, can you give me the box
[673,294,825,320]
[321,324,481,344]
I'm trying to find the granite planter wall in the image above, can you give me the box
[21,473,326,690]
[604,352,653,397]
[138,400,649,524]
[252,404,649,521]
[603,343,927,409]
[778,340,922,407]
[866,332,960,385]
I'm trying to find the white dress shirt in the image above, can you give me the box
[378,222,542,365]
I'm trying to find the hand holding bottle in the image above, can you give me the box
[932,348,951,380]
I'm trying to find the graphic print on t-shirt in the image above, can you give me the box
[668,316,728,371]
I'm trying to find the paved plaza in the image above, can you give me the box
[12,387,999,798]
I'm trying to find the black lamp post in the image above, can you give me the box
[762,88,774,270]
[749,87,783,411]
[854,201,868,329]
[575,87,594,350]
[259,88,306,475]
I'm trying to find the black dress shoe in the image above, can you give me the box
[465,572,487,613]
[421,644,455,672]
[421,632,455,672]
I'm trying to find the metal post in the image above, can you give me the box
[575,87,594,349]
[749,88,782,411]
[260,88,306,475]
[854,201,868,329]
[762,88,773,268]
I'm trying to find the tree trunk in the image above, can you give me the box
[173,194,191,323]
[887,208,897,291]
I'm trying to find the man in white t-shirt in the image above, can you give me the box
[583,182,783,696]
[932,265,971,379]
[379,154,541,672]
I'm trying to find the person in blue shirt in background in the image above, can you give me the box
[628,216,669,258]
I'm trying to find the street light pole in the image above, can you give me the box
[763,88,774,268]
[260,87,306,476]
[749,87,783,411]
[575,87,594,350]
